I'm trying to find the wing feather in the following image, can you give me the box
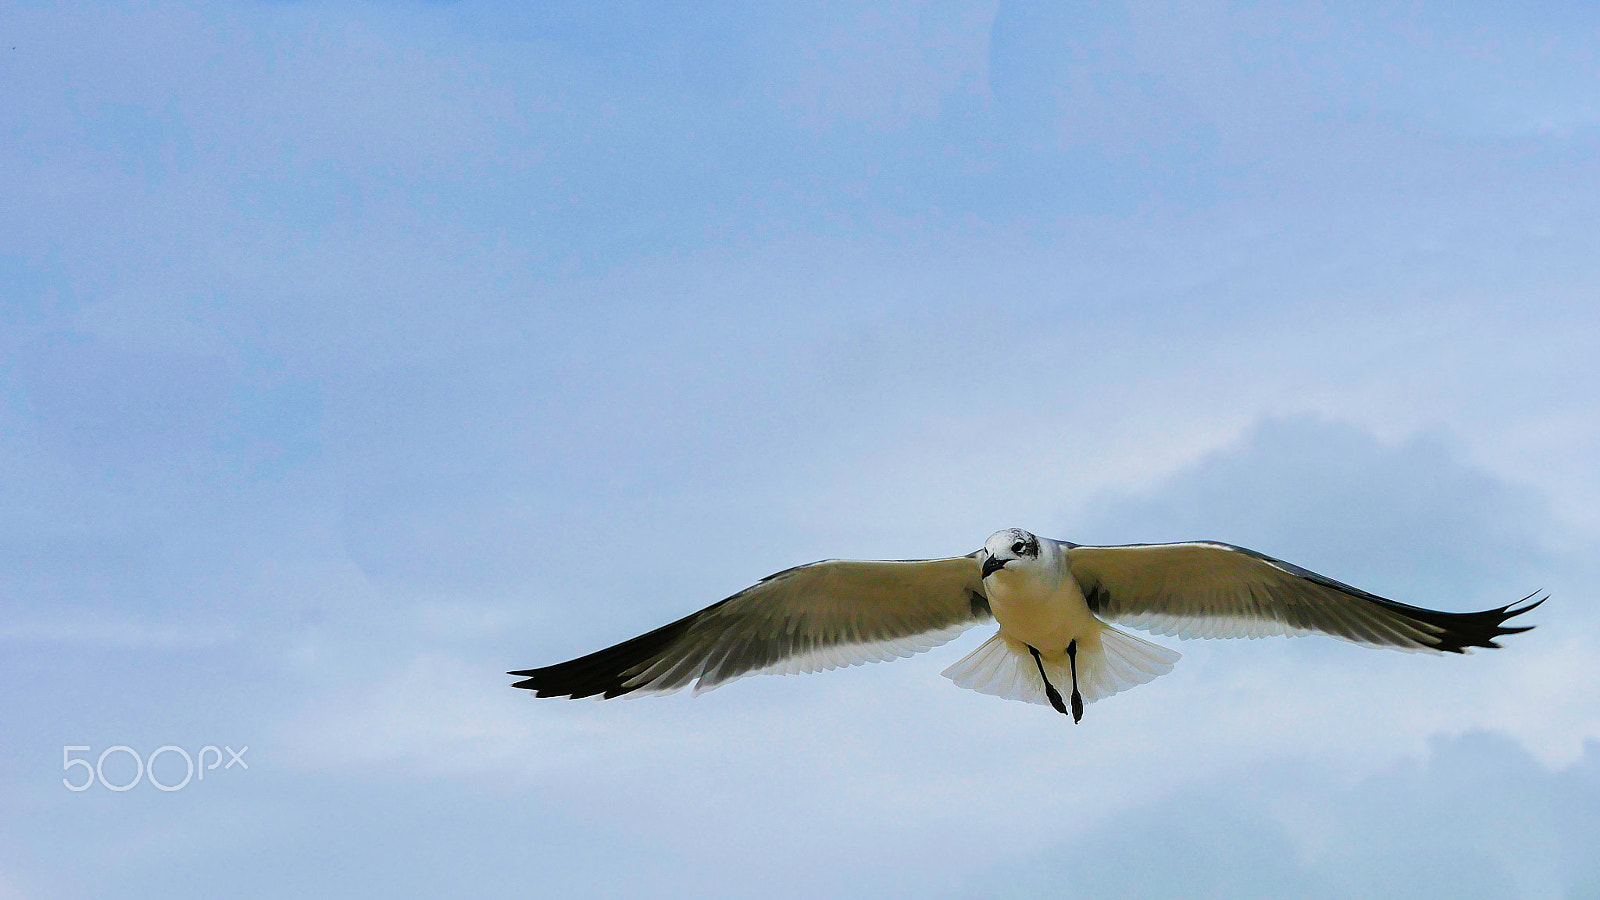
[1067,541,1542,654]
[511,555,992,698]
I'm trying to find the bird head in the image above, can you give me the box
[981,528,1041,578]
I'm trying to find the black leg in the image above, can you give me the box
[1027,645,1069,717]
[1066,640,1083,724]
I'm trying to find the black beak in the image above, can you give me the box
[982,555,1007,578]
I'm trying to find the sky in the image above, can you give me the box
[2,0,1599,896]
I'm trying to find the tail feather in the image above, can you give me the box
[947,632,1019,698]
[943,633,1036,702]
[942,625,1180,708]
[1081,626,1181,702]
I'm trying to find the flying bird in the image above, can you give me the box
[510,529,1543,722]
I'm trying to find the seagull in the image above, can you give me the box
[509,529,1543,722]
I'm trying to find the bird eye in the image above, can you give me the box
[1011,541,1025,554]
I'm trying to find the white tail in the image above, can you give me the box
[941,625,1180,707]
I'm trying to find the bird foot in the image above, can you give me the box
[1028,644,1072,719]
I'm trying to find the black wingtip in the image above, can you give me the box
[508,603,719,699]
[507,668,549,695]
[1508,592,1548,617]
[507,658,641,699]
[507,672,545,693]
[1419,590,1547,654]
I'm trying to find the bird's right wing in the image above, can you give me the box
[1067,541,1543,653]
[510,555,992,698]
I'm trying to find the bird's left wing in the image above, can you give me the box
[1066,541,1542,653]
[510,555,992,698]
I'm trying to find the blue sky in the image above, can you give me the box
[3,1,1598,897]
